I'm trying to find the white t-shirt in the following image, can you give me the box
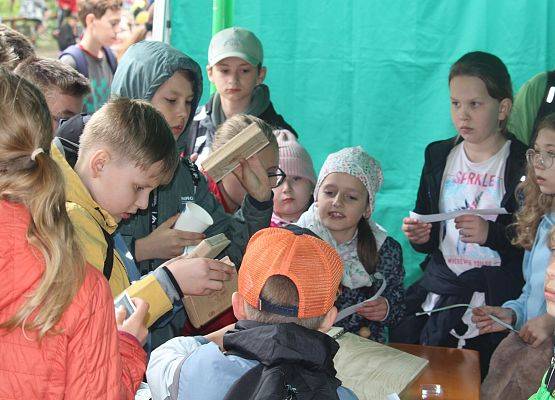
[422,140,511,346]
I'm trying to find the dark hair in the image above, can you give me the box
[449,51,513,133]
[0,24,35,68]
[357,218,379,274]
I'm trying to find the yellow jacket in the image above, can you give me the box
[52,142,172,327]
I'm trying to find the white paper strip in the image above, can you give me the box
[409,208,507,224]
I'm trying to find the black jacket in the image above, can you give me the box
[222,320,341,400]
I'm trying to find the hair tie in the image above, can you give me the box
[31,148,44,161]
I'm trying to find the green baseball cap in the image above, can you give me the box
[208,27,263,67]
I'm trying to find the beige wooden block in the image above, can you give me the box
[184,233,231,259]
[201,122,270,182]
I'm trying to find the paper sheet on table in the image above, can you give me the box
[409,207,507,223]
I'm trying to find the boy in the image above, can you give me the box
[186,26,297,162]
[14,57,90,131]
[0,24,35,70]
[60,0,121,113]
[147,226,359,400]
[51,97,234,328]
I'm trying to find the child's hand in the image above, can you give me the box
[471,306,515,334]
[116,297,149,346]
[356,296,388,321]
[519,314,555,347]
[454,215,489,245]
[163,257,235,296]
[401,218,431,244]
[135,213,205,261]
[232,155,272,202]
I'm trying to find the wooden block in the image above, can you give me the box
[201,122,270,182]
[184,233,231,259]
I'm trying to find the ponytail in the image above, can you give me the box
[357,217,379,274]
[0,68,85,339]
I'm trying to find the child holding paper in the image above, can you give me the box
[394,51,527,377]
[296,147,405,342]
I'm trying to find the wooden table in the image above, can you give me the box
[389,343,481,400]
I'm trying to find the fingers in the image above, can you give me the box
[130,297,149,319]
[174,230,205,241]
[189,153,199,163]
[159,213,180,229]
[115,306,126,326]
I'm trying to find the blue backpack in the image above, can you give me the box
[60,44,117,78]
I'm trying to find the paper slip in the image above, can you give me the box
[386,394,401,400]
[409,207,507,223]
[335,279,387,323]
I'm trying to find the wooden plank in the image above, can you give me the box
[201,122,270,182]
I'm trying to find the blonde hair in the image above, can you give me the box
[244,275,326,330]
[79,97,179,185]
[0,34,18,70]
[0,68,85,338]
[0,24,35,68]
[513,114,555,250]
[211,114,278,154]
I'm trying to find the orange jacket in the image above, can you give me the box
[0,201,146,399]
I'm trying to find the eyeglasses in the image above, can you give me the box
[526,148,555,169]
[267,167,286,188]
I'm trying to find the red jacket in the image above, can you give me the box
[0,201,146,399]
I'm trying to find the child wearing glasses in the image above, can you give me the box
[206,114,281,214]
[472,114,555,398]
[271,130,316,227]
[297,147,405,342]
[394,51,527,377]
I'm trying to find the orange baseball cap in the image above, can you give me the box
[238,226,344,318]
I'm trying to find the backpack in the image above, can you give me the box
[60,44,118,78]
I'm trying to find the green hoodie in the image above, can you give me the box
[112,42,272,282]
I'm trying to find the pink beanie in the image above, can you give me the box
[274,130,317,185]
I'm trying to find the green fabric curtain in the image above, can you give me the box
[171,0,555,285]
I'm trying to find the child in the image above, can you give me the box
[110,40,274,345]
[473,114,555,399]
[0,68,147,398]
[147,226,358,400]
[0,24,35,69]
[186,26,297,161]
[207,114,282,214]
[530,253,555,398]
[14,57,90,131]
[395,51,527,376]
[60,0,121,113]
[51,97,235,331]
[297,146,406,342]
[271,129,316,227]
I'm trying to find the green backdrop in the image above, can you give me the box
[170,0,555,285]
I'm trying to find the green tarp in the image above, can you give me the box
[171,0,555,285]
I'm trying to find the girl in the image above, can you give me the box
[271,129,316,227]
[297,146,405,342]
[396,51,527,377]
[207,113,282,214]
[474,114,555,399]
[0,68,148,398]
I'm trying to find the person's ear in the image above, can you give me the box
[85,13,96,28]
[232,292,248,321]
[89,149,110,178]
[206,65,214,83]
[318,306,338,333]
[256,66,267,85]
[363,202,372,219]
[498,98,512,123]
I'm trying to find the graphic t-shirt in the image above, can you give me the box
[422,140,511,345]
[60,48,113,113]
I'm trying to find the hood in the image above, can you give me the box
[0,201,44,315]
[51,139,118,234]
[111,40,203,149]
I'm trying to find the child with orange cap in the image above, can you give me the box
[147,226,358,400]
